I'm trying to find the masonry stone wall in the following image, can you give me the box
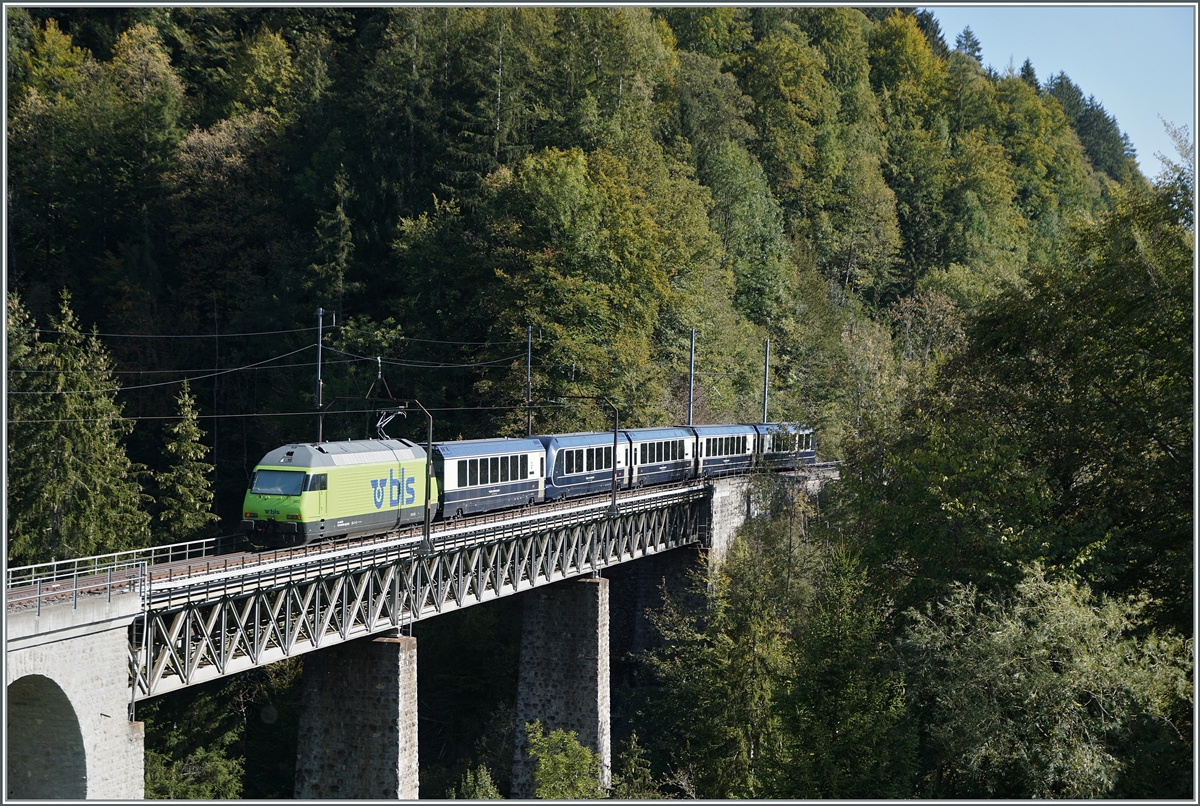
[707,475,758,566]
[512,577,610,798]
[294,634,419,799]
[6,591,145,800]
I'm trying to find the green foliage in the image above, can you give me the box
[643,484,915,798]
[901,565,1193,798]
[4,11,1180,797]
[953,26,981,64]
[7,291,151,565]
[610,732,661,799]
[141,676,246,799]
[448,765,503,799]
[524,720,607,799]
[156,381,218,541]
[142,657,305,799]
[145,746,243,799]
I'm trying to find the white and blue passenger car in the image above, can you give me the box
[432,437,545,517]
[537,431,628,501]
[625,426,695,487]
[693,423,758,477]
[753,423,816,470]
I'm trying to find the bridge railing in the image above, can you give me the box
[5,534,246,590]
[6,561,148,616]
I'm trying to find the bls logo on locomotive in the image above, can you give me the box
[370,468,416,509]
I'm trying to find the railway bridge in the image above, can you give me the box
[5,468,835,799]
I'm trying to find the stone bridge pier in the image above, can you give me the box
[5,593,144,799]
[508,474,766,797]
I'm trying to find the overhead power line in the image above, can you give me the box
[21,326,320,339]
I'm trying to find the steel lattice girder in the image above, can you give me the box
[131,489,708,698]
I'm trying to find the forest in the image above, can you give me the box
[5,6,1193,799]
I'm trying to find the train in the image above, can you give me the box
[240,422,816,548]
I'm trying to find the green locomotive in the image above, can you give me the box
[241,439,435,547]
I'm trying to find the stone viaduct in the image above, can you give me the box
[6,470,831,799]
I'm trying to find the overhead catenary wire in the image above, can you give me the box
[19,325,320,339]
[10,344,539,395]
[8,402,561,424]
[19,323,529,347]
[8,345,318,395]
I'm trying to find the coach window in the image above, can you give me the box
[565,451,574,475]
[458,461,467,488]
[586,448,594,472]
[501,456,509,482]
[469,459,479,486]
[521,455,529,478]
[604,446,612,468]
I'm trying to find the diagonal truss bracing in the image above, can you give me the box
[130,484,710,699]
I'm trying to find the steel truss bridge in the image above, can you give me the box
[126,482,710,698]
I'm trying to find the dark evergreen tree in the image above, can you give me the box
[156,380,218,542]
[912,8,950,59]
[7,291,151,565]
[953,26,981,63]
[1019,57,1037,89]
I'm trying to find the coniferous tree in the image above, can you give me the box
[953,26,981,63]
[911,9,950,59]
[1019,57,1037,89]
[157,380,218,542]
[7,291,151,565]
[448,765,503,799]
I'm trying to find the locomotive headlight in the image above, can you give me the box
[287,514,301,520]
[245,512,258,518]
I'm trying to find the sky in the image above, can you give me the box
[923,5,1196,176]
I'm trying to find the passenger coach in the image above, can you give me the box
[625,426,694,487]
[693,423,757,477]
[537,431,627,500]
[433,438,545,518]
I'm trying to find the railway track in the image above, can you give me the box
[7,464,838,613]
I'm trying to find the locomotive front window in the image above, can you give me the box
[252,470,305,496]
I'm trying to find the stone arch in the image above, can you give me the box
[7,674,88,799]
